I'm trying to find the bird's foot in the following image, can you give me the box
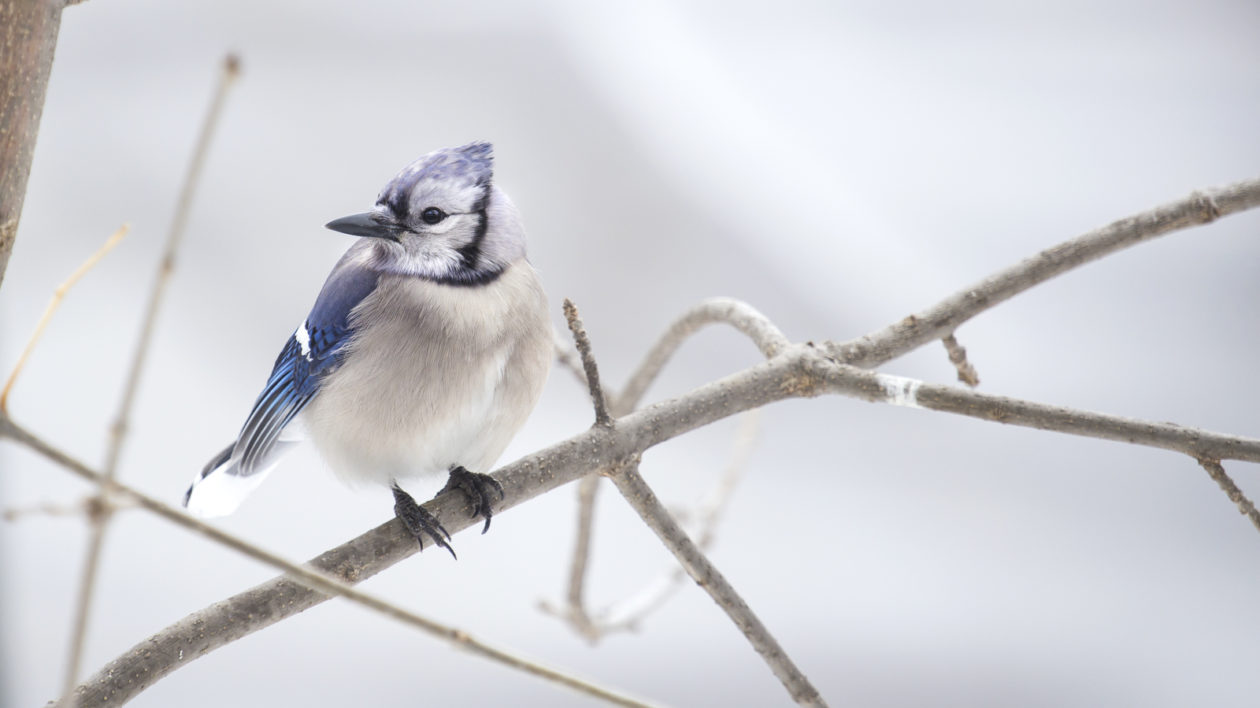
[392,484,456,559]
[442,465,505,534]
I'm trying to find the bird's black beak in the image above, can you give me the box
[325,213,400,241]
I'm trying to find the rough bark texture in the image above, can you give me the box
[0,0,64,291]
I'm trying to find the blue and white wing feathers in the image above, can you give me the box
[185,253,380,517]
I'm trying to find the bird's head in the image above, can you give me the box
[326,142,526,285]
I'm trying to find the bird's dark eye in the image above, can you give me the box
[420,207,446,225]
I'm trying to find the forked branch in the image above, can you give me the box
[1,177,1256,706]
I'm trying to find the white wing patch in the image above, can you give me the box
[294,320,313,361]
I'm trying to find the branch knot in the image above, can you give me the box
[1190,190,1222,223]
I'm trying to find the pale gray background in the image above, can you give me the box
[3,1,1259,706]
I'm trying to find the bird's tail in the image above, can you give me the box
[184,440,298,518]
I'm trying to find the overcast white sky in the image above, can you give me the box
[3,1,1260,706]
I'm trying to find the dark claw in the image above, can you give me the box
[392,484,456,559]
[441,466,505,534]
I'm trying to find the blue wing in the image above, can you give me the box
[229,251,382,476]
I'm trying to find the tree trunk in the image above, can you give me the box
[0,0,65,291]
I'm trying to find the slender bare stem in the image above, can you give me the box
[61,56,241,701]
[563,299,820,705]
[563,298,612,426]
[539,476,604,641]
[554,334,591,389]
[941,333,979,387]
[6,331,1260,704]
[607,462,826,707]
[595,411,758,635]
[4,175,1258,705]
[558,475,603,638]
[616,297,789,413]
[545,299,612,638]
[829,178,1260,369]
[1,420,653,708]
[811,363,1260,462]
[1196,458,1260,533]
[548,299,787,637]
[3,495,132,522]
[1,224,128,414]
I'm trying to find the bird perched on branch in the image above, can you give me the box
[185,142,552,557]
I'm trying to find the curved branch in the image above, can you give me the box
[21,353,799,706]
[19,336,1257,704]
[616,297,789,413]
[12,176,1259,704]
[2,417,653,708]
[829,177,1260,368]
[565,300,821,704]
[66,55,240,699]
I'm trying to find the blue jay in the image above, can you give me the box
[185,142,552,557]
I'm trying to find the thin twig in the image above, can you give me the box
[3,495,133,522]
[563,298,612,426]
[941,333,979,387]
[0,421,653,708]
[62,55,241,701]
[560,475,603,639]
[546,299,787,640]
[1196,458,1260,533]
[0,224,128,414]
[538,475,604,641]
[811,363,1260,462]
[829,178,1260,369]
[9,334,1260,703]
[594,411,759,636]
[564,301,820,705]
[554,332,591,389]
[100,53,240,477]
[8,174,1259,704]
[616,297,789,413]
[568,476,601,612]
[607,462,826,707]
[547,299,612,639]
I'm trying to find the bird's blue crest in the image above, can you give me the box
[376,142,494,213]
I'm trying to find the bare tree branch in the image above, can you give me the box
[11,327,1258,704]
[588,411,758,636]
[3,176,1257,704]
[1,224,128,413]
[554,334,591,389]
[544,411,759,640]
[563,298,612,427]
[547,299,787,642]
[1196,458,1260,533]
[616,297,789,413]
[829,178,1260,368]
[540,473,603,640]
[561,300,823,705]
[607,462,826,707]
[0,0,68,291]
[816,366,1260,463]
[63,55,241,700]
[941,333,979,387]
[0,419,654,708]
[3,494,134,522]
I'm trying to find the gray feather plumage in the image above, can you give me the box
[186,143,550,518]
